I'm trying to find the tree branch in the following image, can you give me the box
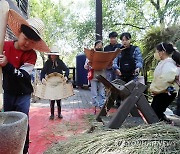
[139,11,151,27]
[114,23,148,30]
[157,0,160,8]
[165,0,169,6]
[150,0,157,7]
[150,0,159,10]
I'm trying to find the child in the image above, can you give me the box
[84,40,106,114]
[41,46,69,120]
[0,10,50,154]
[150,42,179,123]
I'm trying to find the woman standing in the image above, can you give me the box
[41,46,69,120]
[150,43,179,123]
[84,40,106,114]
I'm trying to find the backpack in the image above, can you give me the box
[119,45,137,76]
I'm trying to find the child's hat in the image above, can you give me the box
[8,9,50,52]
[45,46,60,55]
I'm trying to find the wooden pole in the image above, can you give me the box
[0,0,9,109]
[96,0,102,41]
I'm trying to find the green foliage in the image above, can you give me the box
[143,25,180,74]
[29,0,180,67]
[100,0,179,45]
[29,0,67,46]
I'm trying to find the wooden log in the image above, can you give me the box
[130,105,141,117]
[125,80,137,91]
[111,79,126,85]
[96,75,137,122]
[0,0,9,110]
[0,0,9,53]
[136,95,159,123]
[0,0,9,94]
[117,85,131,100]
[96,75,131,99]
[107,82,146,129]
[127,82,146,117]
[96,75,117,91]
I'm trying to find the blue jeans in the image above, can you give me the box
[3,93,31,154]
[90,80,105,108]
[3,93,31,115]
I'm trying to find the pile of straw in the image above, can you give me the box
[45,123,180,154]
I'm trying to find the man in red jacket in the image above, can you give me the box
[0,10,50,154]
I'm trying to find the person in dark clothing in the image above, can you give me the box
[41,47,69,120]
[104,32,121,51]
[175,91,180,116]
[113,32,143,83]
[104,32,121,81]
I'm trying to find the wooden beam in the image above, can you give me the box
[96,0,102,41]
[107,83,146,129]
[96,92,116,122]
[136,95,159,123]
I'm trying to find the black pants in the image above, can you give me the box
[50,100,61,116]
[50,100,61,108]
[175,89,180,116]
[151,93,176,120]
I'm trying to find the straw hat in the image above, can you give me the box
[46,46,60,55]
[8,9,50,52]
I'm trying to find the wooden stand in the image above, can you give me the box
[96,75,159,129]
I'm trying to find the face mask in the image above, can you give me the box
[154,52,161,61]
[95,48,103,51]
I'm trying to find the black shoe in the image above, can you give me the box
[58,106,63,119]
[58,114,63,119]
[49,115,54,120]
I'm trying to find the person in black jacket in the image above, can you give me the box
[113,32,143,83]
[41,47,69,120]
[104,32,121,81]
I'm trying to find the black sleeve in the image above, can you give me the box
[40,61,48,80]
[104,45,109,51]
[60,60,69,78]
[3,63,31,80]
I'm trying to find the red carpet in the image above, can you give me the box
[29,107,94,154]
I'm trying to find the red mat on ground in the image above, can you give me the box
[29,107,94,154]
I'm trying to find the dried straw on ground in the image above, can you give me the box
[45,122,180,154]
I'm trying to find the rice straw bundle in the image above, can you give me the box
[45,123,180,154]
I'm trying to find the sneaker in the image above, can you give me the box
[49,115,54,120]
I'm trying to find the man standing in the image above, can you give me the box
[104,32,121,81]
[113,32,143,83]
